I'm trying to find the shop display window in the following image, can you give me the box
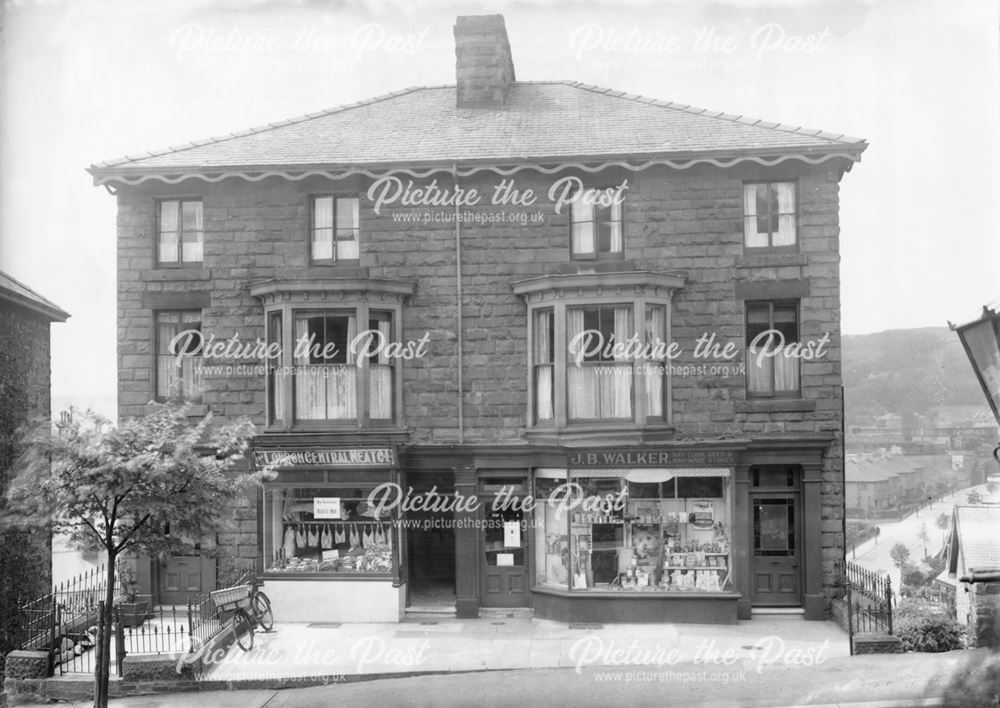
[534,470,732,593]
[262,486,395,576]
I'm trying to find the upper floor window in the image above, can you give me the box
[155,310,203,402]
[746,301,800,398]
[567,305,633,420]
[157,199,203,266]
[569,188,624,260]
[743,182,796,249]
[517,271,683,434]
[311,196,359,264]
[265,307,397,428]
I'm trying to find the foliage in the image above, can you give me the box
[966,489,983,504]
[922,554,946,579]
[846,520,878,549]
[900,562,927,590]
[987,481,997,495]
[895,599,965,652]
[1,403,274,707]
[889,542,911,569]
[935,512,950,531]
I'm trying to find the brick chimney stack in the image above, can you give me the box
[454,15,516,109]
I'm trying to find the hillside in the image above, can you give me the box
[843,326,986,424]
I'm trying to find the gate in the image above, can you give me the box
[845,561,894,655]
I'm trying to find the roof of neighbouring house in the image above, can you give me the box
[846,457,898,483]
[0,270,70,322]
[948,505,1000,576]
[87,81,867,185]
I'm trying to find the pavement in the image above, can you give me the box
[23,644,1000,707]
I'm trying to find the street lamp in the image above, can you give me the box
[950,304,1000,465]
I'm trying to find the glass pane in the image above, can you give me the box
[755,501,791,552]
[181,201,202,232]
[336,233,359,260]
[313,197,334,229]
[336,197,359,229]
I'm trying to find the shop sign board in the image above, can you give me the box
[567,448,738,467]
[253,447,396,468]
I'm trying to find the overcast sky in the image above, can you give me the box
[1,0,998,417]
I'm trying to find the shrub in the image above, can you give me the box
[901,563,927,589]
[896,600,965,652]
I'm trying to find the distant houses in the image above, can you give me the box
[845,453,963,518]
[847,406,999,455]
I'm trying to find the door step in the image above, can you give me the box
[478,607,533,619]
[405,605,456,615]
[752,607,805,615]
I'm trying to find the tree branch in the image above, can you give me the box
[113,513,151,555]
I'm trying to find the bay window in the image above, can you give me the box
[252,278,414,430]
[746,301,800,397]
[517,270,684,437]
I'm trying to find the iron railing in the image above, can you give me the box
[845,560,894,655]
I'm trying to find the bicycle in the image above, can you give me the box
[210,583,274,652]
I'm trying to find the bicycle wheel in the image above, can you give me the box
[232,608,254,652]
[254,592,274,632]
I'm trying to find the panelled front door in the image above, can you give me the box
[480,506,528,607]
[158,556,204,605]
[750,495,801,606]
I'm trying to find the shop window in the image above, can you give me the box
[266,307,397,427]
[569,188,624,260]
[746,301,800,397]
[154,310,203,402]
[311,196,359,264]
[534,470,732,593]
[743,182,796,249]
[262,486,394,576]
[157,199,203,266]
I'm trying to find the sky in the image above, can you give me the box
[1,0,998,418]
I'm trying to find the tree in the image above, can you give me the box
[890,542,911,569]
[935,512,950,544]
[917,523,930,558]
[966,489,983,505]
[2,404,273,708]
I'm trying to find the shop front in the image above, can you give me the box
[529,447,741,624]
[256,445,406,623]
[445,442,832,624]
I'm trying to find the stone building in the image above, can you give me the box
[89,15,865,623]
[0,270,69,666]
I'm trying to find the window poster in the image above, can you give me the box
[690,501,714,528]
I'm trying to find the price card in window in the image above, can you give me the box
[497,553,515,567]
[503,520,521,547]
[691,501,714,528]
[313,497,341,519]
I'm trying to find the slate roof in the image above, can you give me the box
[845,458,898,483]
[952,505,1000,572]
[0,270,70,322]
[89,82,866,179]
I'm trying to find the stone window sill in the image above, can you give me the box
[735,253,807,269]
[141,269,211,281]
[144,402,209,417]
[734,399,816,413]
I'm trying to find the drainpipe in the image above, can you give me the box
[453,163,464,443]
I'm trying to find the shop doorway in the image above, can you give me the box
[750,494,801,606]
[406,471,457,611]
[480,505,528,607]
